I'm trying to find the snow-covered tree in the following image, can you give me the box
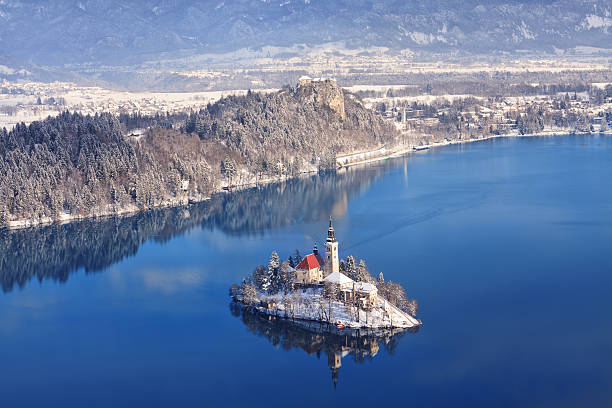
[292,249,302,266]
[343,255,357,280]
[240,280,258,306]
[268,251,280,271]
[356,259,372,282]
[252,265,268,291]
[278,261,295,292]
[0,206,7,229]
[405,299,419,317]
[260,251,279,293]
[220,155,237,185]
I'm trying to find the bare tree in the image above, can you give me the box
[323,281,339,323]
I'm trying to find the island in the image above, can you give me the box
[230,218,420,329]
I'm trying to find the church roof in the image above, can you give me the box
[327,216,337,243]
[323,271,354,285]
[296,254,320,271]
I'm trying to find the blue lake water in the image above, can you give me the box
[2,135,612,407]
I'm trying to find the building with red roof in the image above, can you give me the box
[295,253,323,284]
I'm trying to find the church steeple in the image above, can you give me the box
[324,216,339,277]
[327,216,336,243]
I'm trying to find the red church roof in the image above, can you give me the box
[296,254,320,271]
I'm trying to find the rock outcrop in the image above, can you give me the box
[297,77,346,120]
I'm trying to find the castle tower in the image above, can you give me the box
[324,216,339,277]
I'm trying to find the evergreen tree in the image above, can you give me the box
[293,249,302,266]
[344,255,357,281]
[252,265,267,291]
[268,251,280,271]
[278,261,295,293]
[0,206,7,229]
[356,259,372,282]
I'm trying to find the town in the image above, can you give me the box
[230,218,420,329]
[2,66,610,154]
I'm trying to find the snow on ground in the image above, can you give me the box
[0,80,277,130]
[258,288,420,329]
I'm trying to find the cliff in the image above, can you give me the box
[296,77,346,120]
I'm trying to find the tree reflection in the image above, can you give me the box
[0,159,405,293]
[230,301,418,388]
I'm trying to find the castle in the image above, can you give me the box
[296,76,346,120]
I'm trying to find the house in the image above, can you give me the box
[323,271,379,308]
[323,271,354,291]
[295,254,323,284]
[354,281,378,307]
[259,299,277,309]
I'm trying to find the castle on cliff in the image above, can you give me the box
[296,76,346,120]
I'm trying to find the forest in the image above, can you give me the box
[0,84,398,227]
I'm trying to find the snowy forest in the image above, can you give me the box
[0,85,397,227]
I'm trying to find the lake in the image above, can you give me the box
[2,135,612,407]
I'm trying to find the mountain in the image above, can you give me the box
[0,0,611,67]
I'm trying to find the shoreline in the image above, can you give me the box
[4,170,321,231]
[247,304,418,330]
[338,128,612,169]
[5,129,610,231]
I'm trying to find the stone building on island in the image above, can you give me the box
[294,254,323,284]
[295,216,340,284]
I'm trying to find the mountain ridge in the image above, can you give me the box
[0,0,610,67]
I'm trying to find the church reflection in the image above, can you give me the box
[0,158,406,293]
[230,302,418,388]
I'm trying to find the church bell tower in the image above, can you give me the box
[324,216,339,277]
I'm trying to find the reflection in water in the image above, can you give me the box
[230,302,417,388]
[0,159,405,293]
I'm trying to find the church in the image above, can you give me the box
[294,217,340,285]
[294,217,379,308]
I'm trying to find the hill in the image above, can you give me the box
[0,80,398,228]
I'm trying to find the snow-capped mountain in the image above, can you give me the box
[0,0,610,66]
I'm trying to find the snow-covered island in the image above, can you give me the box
[230,218,420,329]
